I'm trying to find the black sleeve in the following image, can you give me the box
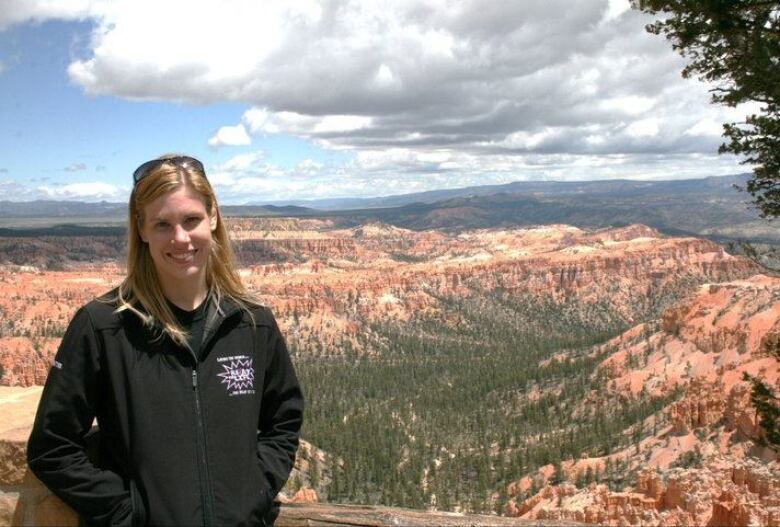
[27,306,133,526]
[256,309,304,496]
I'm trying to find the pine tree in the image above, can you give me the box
[635,0,780,217]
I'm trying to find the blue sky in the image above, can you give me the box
[0,0,755,204]
[0,19,341,202]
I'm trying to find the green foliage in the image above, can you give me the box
[387,252,428,263]
[741,331,780,449]
[671,446,703,469]
[638,1,780,450]
[743,371,780,448]
[550,461,564,485]
[636,0,780,217]
[574,466,600,489]
[295,283,689,511]
[694,428,708,442]
[728,241,780,275]
[309,457,321,488]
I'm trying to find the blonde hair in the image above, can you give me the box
[105,156,258,348]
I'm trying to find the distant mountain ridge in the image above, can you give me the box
[0,174,750,217]
[0,200,284,220]
[0,174,773,244]
[254,173,753,210]
[0,200,126,218]
[321,173,774,243]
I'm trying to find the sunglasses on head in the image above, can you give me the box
[132,156,206,186]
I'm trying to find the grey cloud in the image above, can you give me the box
[0,0,93,31]
[64,162,87,172]
[5,0,744,183]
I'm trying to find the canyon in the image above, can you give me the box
[0,218,776,524]
[505,274,780,526]
[0,220,757,384]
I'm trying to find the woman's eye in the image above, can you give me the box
[155,222,169,230]
[186,216,201,224]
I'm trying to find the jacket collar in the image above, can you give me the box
[199,292,245,354]
[118,288,245,356]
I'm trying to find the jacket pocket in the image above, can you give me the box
[237,486,274,527]
[129,479,147,527]
[262,491,280,527]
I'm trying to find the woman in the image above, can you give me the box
[27,155,303,526]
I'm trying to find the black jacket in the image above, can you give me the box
[27,292,304,526]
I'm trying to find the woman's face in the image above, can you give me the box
[139,184,217,293]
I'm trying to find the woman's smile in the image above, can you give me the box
[168,249,197,264]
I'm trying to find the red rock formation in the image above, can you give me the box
[290,487,319,503]
[725,382,763,441]
[0,224,758,384]
[0,337,60,387]
[512,462,780,526]
[505,274,780,526]
[596,275,780,399]
[669,378,726,435]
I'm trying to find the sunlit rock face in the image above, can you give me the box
[595,273,780,406]
[505,274,780,527]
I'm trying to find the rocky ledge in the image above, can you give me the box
[276,502,578,526]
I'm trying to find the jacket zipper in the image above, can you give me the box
[192,367,216,525]
[187,305,234,526]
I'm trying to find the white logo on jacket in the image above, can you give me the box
[217,355,255,396]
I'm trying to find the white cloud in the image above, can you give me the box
[625,118,659,137]
[37,182,124,200]
[603,0,630,22]
[373,63,400,89]
[0,0,761,198]
[215,151,266,172]
[208,124,251,147]
[296,159,324,174]
[243,108,372,135]
[685,118,723,137]
[501,129,558,150]
[197,146,747,202]
[0,0,96,31]
[207,172,237,187]
[600,95,656,116]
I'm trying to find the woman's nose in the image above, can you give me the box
[172,224,190,244]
